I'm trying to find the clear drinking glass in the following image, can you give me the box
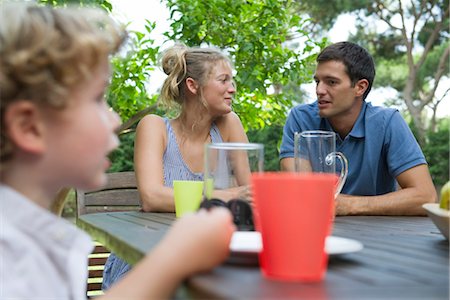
[294,130,348,198]
[202,142,264,231]
[203,142,264,202]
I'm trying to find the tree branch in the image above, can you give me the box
[374,0,402,31]
[116,103,159,135]
[397,0,415,66]
[423,45,450,106]
[416,3,449,70]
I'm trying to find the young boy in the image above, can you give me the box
[0,2,234,299]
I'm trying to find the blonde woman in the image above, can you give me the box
[135,44,250,212]
[103,44,249,288]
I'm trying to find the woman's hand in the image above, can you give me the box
[212,185,252,203]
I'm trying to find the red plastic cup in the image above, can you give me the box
[251,172,336,282]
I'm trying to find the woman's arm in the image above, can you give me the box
[214,112,252,201]
[134,115,175,212]
[216,111,249,144]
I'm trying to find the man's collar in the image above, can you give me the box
[318,101,367,139]
[348,101,367,138]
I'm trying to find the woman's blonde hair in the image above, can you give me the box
[159,44,232,109]
[0,2,126,163]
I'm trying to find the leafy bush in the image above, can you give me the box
[248,125,283,171]
[108,131,136,172]
[423,122,450,187]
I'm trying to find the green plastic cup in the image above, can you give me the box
[173,180,204,218]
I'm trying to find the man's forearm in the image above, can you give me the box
[280,157,295,172]
[335,187,436,216]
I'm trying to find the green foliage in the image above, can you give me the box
[373,57,408,91]
[416,0,449,47]
[38,0,112,11]
[294,0,369,32]
[62,189,76,219]
[373,42,450,102]
[165,0,325,129]
[107,22,160,122]
[351,29,405,60]
[422,120,450,187]
[349,1,449,92]
[417,42,450,91]
[108,131,136,172]
[363,1,449,104]
[418,19,449,47]
[248,125,284,171]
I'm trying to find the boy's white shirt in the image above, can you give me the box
[0,185,94,300]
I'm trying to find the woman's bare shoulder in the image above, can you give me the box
[215,112,247,142]
[137,114,166,130]
[135,115,169,144]
[216,111,242,126]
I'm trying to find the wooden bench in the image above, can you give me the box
[77,171,141,215]
[76,171,141,298]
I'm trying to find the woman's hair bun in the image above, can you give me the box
[161,43,188,75]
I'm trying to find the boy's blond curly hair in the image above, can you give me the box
[0,2,126,164]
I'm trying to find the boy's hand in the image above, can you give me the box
[159,207,235,274]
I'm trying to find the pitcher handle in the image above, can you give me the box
[326,152,348,198]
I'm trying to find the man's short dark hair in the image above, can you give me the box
[317,42,375,100]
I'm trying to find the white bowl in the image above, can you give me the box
[422,203,450,240]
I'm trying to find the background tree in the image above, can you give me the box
[165,0,325,130]
[294,0,368,35]
[364,0,448,145]
[295,0,449,146]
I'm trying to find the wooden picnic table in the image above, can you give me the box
[77,212,449,299]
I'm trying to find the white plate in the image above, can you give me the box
[229,231,363,255]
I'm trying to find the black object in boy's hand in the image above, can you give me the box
[199,198,254,231]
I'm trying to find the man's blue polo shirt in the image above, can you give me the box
[279,101,427,196]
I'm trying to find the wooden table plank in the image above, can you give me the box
[77,212,449,299]
[77,212,175,265]
[185,216,448,299]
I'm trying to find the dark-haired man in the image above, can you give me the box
[280,42,436,215]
